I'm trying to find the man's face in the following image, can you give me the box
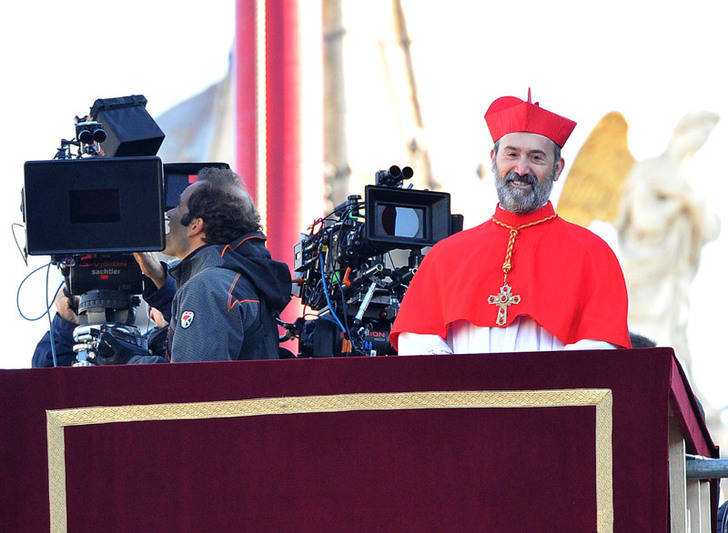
[163,181,201,259]
[491,132,564,214]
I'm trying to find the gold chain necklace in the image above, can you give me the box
[487,213,558,325]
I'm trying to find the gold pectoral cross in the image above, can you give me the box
[488,282,521,326]
[487,213,555,327]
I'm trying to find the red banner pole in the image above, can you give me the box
[235,0,300,267]
[264,0,301,267]
[236,0,302,349]
[234,0,258,201]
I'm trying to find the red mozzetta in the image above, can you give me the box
[390,201,631,350]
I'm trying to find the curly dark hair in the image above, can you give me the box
[181,168,261,244]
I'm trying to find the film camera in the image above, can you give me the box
[22,95,227,364]
[288,165,462,357]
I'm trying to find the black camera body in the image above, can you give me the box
[23,155,164,345]
[61,254,144,296]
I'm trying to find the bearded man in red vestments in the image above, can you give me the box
[391,91,631,355]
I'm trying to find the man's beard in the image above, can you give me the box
[493,162,555,214]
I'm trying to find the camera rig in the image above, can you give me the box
[287,165,461,357]
[23,96,167,365]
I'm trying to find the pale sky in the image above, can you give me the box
[3,1,727,417]
[2,1,236,368]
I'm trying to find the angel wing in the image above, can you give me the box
[557,112,635,227]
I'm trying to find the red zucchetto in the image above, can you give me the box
[484,89,577,147]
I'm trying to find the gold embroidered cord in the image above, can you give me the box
[491,214,558,280]
[487,214,558,325]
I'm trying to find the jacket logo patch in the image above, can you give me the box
[180,310,194,329]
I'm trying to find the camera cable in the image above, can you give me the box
[44,263,59,367]
[11,223,28,266]
[16,262,64,366]
[319,255,347,336]
[335,279,355,349]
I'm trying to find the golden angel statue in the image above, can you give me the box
[558,111,720,372]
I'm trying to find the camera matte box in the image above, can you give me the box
[364,185,451,250]
[23,156,165,255]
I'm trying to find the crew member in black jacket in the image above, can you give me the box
[131,166,291,363]
[33,167,291,365]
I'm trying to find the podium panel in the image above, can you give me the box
[0,348,717,532]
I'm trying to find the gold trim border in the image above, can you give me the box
[47,389,612,532]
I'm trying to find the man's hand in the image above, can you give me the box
[55,288,80,324]
[133,252,166,289]
[93,331,146,365]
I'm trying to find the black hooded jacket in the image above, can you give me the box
[158,232,291,362]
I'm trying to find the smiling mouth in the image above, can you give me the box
[508,180,533,190]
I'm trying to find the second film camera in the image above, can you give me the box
[289,165,462,357]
